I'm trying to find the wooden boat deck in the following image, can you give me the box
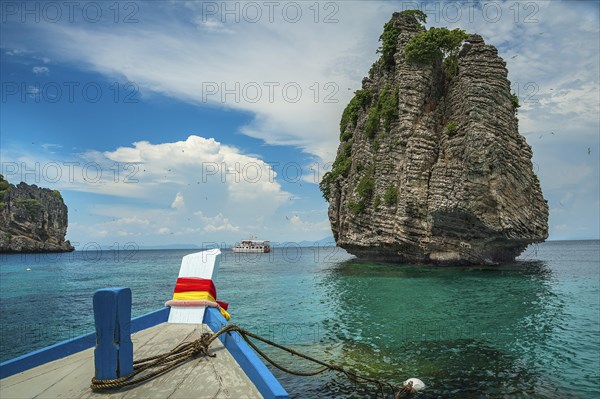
[0,322,263,399]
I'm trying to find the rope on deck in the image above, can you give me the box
[90,324,418,398]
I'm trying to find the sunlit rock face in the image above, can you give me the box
[0,176,74,253]
[322,13,548,265]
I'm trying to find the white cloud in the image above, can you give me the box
[194,17,234,34]
[2,2,598,165]
[32,66,49,75]
[158,227,171,234]
[288,214,330,233]
[41,143,63,150]
[1,2,398,161]
[554,224,568,231]
[2,135,296,244]
[5,49,27,56]
[171,192,185,209]
[194,211,240,232]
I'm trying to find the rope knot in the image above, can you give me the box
[191,333,215,358]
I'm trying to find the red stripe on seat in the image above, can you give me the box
[173,278,217,299]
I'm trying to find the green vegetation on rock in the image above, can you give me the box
[0,175,9,210]
[357,168,375,200]
[384,184,399,206]
[374,195,382,209]
[368,61,378,79]
[340,89,372,140]
[52,190,63,201]
[365,85,399,139]
[320,141,353,200]
[444,55,460,77]
[511,93,520,113]
[365,107,379,139]
[375,10,427,71]
[446,121,458,137]
[404,27,468,67]
[0,177,8,191]
[16,198,43,220]
[347,166,376,215]
[379,86,400,133]
[372,139,381,152]
[321,84,396,200]
[347,199,365,215]
[377,20,400,69]
[399,9,427,24]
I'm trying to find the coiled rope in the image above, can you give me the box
[90,324,417,398]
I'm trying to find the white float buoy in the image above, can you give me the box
[403,377,425,391]
[25,267,32,271]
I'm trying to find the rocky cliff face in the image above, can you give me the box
[321,12,548,265]
[0,175,74,253]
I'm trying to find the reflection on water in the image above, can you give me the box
[308,258,591,398]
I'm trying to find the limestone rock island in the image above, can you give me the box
[0,175,74,253]
[320,11,548,265]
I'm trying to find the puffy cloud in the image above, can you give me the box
[171,192,185,209]
[288,214,331,234]
[2,135,294,244]
[32,66,49,75]
[194,211,240,232]
[0,2,397,161]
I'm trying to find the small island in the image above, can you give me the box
[320,11,549,265]
[0,174,74,253]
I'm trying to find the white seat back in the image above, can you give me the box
[167,249,221,324]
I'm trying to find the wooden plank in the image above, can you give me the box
[14,324,182,399]
[204,307,289,399]
[116,324,203,399]
[0,355,90,398]
[0,323,263,399]
[0,326,162,393]
[0,308,169,380]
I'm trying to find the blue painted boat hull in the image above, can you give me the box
[0,307,288,399]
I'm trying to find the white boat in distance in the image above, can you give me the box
[232,238,271,253]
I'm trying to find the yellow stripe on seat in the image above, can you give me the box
[172,292,216,301]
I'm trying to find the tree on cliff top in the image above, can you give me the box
[404,27,468,64]
[0,175,8,190]
[399,9,427,23]
[377,10,427,69]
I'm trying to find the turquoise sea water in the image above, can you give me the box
[1,240,599,398]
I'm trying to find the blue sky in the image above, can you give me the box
[1,0,598,248]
